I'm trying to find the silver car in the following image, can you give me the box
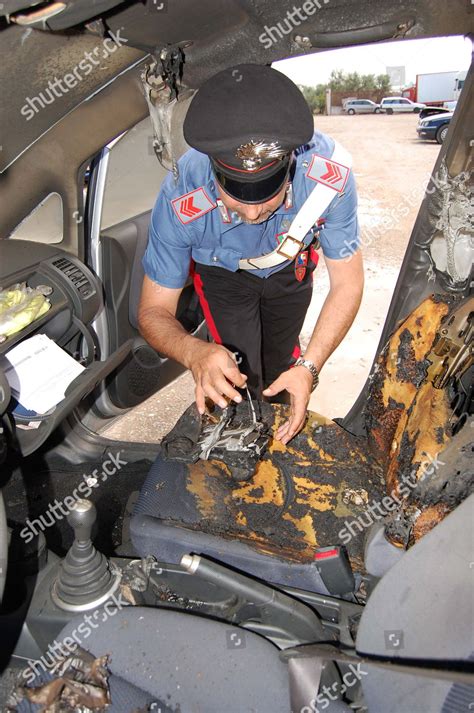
[380,97,426,113]
[344,99,381,114]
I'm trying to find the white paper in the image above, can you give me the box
[1,334,85,415]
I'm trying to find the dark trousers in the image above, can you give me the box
[193,252,317,397]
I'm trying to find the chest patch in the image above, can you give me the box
[172,187,216,224]
[295,250,308,282]
[306,154,350,193]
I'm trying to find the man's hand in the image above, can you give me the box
[138,278,247,414]
[186,340,248,414]
[263,366,313,444]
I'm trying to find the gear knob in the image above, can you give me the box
[67,499,96,542]
[52,498,120,611]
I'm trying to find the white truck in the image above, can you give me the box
[402,71,463,107]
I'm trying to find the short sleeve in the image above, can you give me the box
[318,170,360,260]
[142,180,193,289]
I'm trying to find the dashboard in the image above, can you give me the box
[0,239,130,456]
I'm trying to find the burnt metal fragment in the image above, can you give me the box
[7,649,110,712]
[161,399,274,481]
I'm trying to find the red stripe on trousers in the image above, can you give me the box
[193,272,222,344]
[292,344,301,360]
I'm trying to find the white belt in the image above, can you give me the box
[238,141,352,270]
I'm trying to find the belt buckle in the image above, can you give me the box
[276,234,304,260]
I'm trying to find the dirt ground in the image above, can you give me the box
[102,113,441,443]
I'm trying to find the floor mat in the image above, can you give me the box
[3,454,153,556]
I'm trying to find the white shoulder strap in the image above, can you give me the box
[239,141,352,271]
[287,141,352,242]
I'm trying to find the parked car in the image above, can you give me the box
[443,99,458,111]
[0,1,472,712]
[344,99,380,114]
[417,111,453,143]
[380,96,426,113]
[419,105,452,120]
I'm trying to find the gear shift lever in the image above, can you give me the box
[52,499,121,611]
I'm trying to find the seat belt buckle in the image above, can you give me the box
[313,545,355,595]
[276,234,304,260]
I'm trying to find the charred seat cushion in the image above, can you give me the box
[131,409,384,593]
[131,294,467,591]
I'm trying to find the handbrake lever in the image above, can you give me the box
[181,553,328,648]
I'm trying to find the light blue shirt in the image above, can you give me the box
[143,131,360,288]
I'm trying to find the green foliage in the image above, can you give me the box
[299,84,327,114]
[300,71,392,112]
[374,74,392,93]
[328,69,391,93]
[327,69,345,91]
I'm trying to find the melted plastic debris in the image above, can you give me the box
[161,400,274,480]
[8,649,110,712]
[342,488,369,507]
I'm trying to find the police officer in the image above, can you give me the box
[139,64,363,444]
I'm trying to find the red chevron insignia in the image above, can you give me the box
[172,187,216,224]
[179,196,201,217]
[319,161,343,185]
[306,154,350,193]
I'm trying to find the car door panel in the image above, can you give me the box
[83,114,204,414]
[98,210,204,410]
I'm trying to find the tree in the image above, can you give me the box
[328,69,345,91]
[327,70,392,94]
[299,84,327,114]
[300,71,392,111]
[360,74,377,91]
[375,74,392,93]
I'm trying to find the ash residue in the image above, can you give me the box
[395,429,418,488]
[412,433,474,509]
[388,396,406,412]
[396,329,430,387]
[384,508,414,548]
[431,293,457,306]
[366,393,406,465]
[248,486,264,498]
[153,583,204,610]
[241,501,285,529]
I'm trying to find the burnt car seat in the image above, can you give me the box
[15,498,472,713]
[130,294,472,594]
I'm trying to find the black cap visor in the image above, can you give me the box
[212,158,291,204]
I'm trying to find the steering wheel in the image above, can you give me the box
[0,368,11,605]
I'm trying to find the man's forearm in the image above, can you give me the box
[304,284,363,371]
[138,307,199,370]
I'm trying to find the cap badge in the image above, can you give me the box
[235,140,287,170]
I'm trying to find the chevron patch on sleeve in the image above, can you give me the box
[172,187,216,224]
[306,154,350,193]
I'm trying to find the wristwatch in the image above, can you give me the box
[294,357,319,391]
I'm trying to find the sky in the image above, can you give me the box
[275,36,472,88]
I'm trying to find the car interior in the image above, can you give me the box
[0,0,473,711]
